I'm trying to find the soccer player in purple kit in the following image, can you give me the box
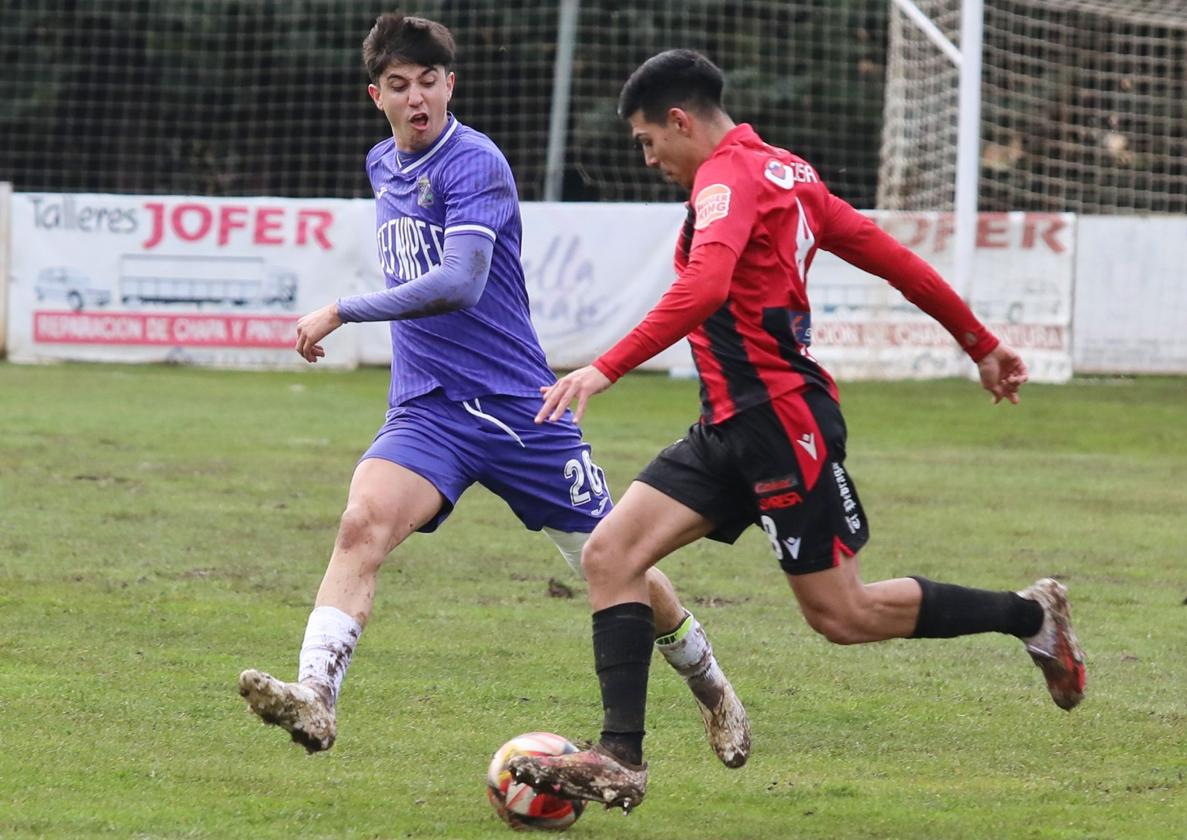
[236,13,750,768]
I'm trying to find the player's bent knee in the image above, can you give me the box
[335,504,399,559]
[579,530,631,585]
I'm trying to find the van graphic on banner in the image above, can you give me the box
[117,255,296,309]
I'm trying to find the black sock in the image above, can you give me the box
[593,602,654,766]
[910,576,1044,639]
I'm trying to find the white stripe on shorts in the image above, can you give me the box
[462,398,526,448]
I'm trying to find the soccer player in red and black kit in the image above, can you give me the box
[509,49,1086,812]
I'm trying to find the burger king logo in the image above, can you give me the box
[693,183,732,230]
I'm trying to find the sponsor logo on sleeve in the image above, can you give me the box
[693,183,732,230]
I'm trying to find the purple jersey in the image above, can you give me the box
[362,115,554,406]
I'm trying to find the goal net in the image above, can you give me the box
[879,0,1187,213]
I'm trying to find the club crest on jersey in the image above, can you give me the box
[416,175,435,207]
[693,183,731,230]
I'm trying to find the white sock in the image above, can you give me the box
[297,605,362,708]
[542,527,588,578]
[656,613,723,685]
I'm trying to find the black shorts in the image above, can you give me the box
[636,389,869,575]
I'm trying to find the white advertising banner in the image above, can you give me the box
[1074,215,1187,374]
[6,196,1076,382]
[6,194,371,368]
[809,211,1075,383]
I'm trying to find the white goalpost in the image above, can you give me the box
[0,182,10,359]
[887,0,984,302]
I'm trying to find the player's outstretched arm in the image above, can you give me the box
[295,302,342,363]
[536,365,613,424]
[977,342,1029,404]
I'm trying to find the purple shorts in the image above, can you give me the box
[362,389,612,534]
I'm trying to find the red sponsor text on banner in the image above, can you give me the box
[33,311,297,348]
[141,202,334,250]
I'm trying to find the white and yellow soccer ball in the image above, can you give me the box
[486,731,585,831]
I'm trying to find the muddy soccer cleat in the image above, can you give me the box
[508,743,648,813]
[688,672,751,768]
[1017,578,1086,711]
[238,669,336,752]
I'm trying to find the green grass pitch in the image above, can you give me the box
[1,362,1184,838]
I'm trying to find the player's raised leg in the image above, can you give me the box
[788,559,1085,710]
[512,482,716,811]
[239,458,444,752]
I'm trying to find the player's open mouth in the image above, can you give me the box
[411,114,430,129]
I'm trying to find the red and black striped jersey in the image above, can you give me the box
[594,123,998,425]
